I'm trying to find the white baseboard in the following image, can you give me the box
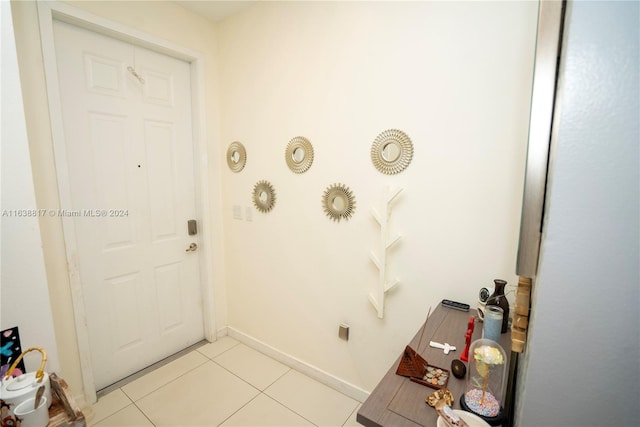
[226,326,370,403]
[216,326,228,338]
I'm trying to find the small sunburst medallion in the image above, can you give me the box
[227,141,247,173]
[285,136,314,173]
[322,183,356,222]
[252,180,276,213]
[370,129,414,175]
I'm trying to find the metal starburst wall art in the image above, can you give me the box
[322,183,356,222]
[370,129,414,175]
[252,180,276,213]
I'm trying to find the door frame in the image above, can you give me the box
[37,1,219,403]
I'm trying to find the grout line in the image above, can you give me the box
[208,358,320,426]
[98,345,350,427]
[89,389,134,425]
[262,367,292,392]
[196,338,241,361]
[262,368,359,426]
[342,403,361,427]
[132,401,157,426]
[93,402,156,427]
[209,342,290,392]
[119,357,211,402]
[259,393,319,427]
[97,340,209,397]
[215,392,262,427]
[210,358,264,393]
[227,327,369,402]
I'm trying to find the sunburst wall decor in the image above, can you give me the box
[285,136,314,173]
[370,129,414,175]
[252,180,276,213]
[227,141,247,173]
[322,183,356,222]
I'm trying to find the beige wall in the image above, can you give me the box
[10,0,538,402]
[10,0,226,399]
[1,0,59,375]
[216,1,537,391]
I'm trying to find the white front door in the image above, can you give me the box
[52,20,205,390]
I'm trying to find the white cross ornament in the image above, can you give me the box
[429,341,456,354]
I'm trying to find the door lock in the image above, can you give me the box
[187,219,197,235]
[185,243,198,253]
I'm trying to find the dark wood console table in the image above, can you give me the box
[357,304,512,427]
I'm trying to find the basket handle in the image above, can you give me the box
[3,347,47,383]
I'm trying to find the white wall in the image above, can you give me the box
[216,1,538,392]
[10,0,542,402]
[1,1,59,374]
[515,1,640,425]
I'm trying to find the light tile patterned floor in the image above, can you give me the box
[89,337,362,427]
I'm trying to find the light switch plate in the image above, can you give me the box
[233,205,243,220]
[339,324,349,341]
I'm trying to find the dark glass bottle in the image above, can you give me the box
[487,279,510,333]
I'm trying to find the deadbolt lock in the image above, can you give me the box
[187,219,198,235]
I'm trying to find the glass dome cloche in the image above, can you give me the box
[460,338,507,426]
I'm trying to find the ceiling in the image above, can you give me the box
[175,1,256,23]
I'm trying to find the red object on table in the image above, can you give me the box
[460,316,475,362]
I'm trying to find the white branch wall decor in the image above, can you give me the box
[369,186,403,318]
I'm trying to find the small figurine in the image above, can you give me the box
[460,316,474,362]
[426,388,469,427]
[1,399,18,427]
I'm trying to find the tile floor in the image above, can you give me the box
[89,336,362,427]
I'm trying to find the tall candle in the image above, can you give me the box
[483,306,503,343]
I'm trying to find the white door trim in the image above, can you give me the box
[37,1,218,403]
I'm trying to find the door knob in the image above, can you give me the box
[185,243,198,253]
